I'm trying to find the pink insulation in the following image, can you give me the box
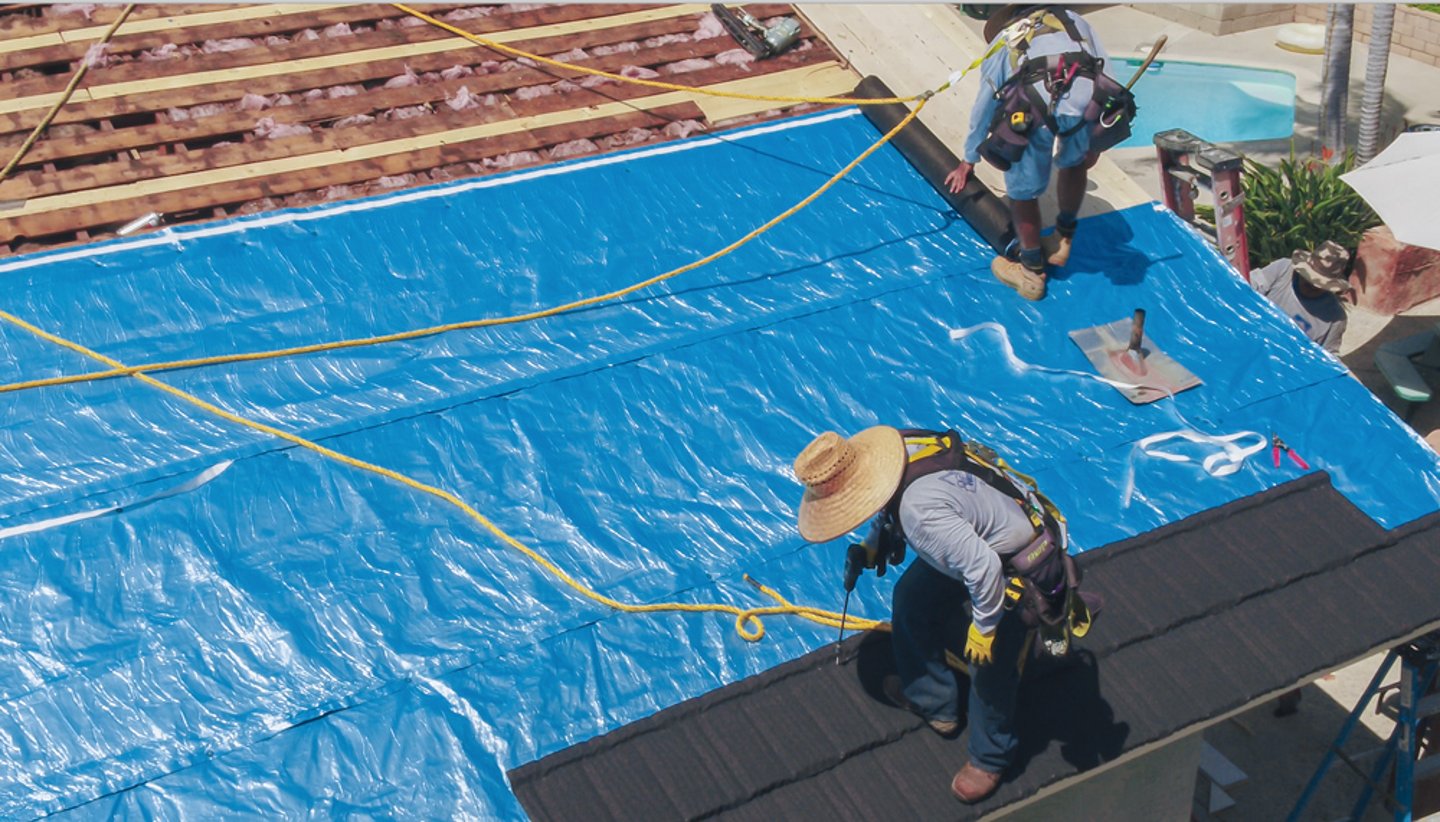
[620,65,661,80]
[445,86,478,111]
[82,43,111,69]
[499,3,546,12]
[484,150,542,170]
[692,12,725,40]
[441,65,476,81]
[239,94,270,112]
[166,102,233,122]
[397,16,427,28]
[376,174,419,189]
[318,185,356,201]
[202,38,256,54]
[548,139,598,160]
[550,48,590,63]
[715,48,755,68]
[254,117,313,139]
[515,84,554,101]
[441,6,494,21]
[480,60,503,73]
[553,80,582,94]
[302,89,326,102]
[580,75,614,89]
[418,71,442,85]
[264,35,289,47]
[140,44,181,61]
[384,67,420,89]
[385,105,432,120]
[600,128,654,149]
[332,114,376,129]
[237,197,281,215]
[326,85,361,99]
[643,33,692,48]
[662,120,706,140]
[591,42,639,57]
[269,94,295,108]
[49,4,95,19]
[661,58,712,75]
[293,29,320,42]
[322,22,353,38]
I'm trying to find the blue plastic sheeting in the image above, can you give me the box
[0,108,1434,818]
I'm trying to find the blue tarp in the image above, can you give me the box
[0,108,1435,818]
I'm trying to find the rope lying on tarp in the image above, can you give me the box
[0,306,887,640]
[0,4,136,184]
[0,97,932,397]
[0,13,1003,398]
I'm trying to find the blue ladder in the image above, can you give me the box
[1288,631,1440,822]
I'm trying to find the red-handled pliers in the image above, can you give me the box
[1271,433,1310,470]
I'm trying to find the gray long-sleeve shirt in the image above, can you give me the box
[962,11,1109,164]
[895,470,1037,634]
[1249,258,1347,354]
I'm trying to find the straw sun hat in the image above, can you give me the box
[793,426,906,543]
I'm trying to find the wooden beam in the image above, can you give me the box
[8,31,758,167]
[0,5,711,117]
[0,62,846,238]
[0,48,834,199]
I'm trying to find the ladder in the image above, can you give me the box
[1288,631,1440,822]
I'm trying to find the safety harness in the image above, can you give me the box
[880,428,1093,656]
[978,7,1137,171]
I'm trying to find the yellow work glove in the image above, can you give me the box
[963,623,996,667]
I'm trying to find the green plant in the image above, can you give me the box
[1198,151,1380,268]
[1413,4,1440,14]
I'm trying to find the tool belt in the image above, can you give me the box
[978,50,1137,171]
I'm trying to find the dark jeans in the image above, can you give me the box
[892,559,1029,773]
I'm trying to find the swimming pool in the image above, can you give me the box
[1111,58,1297,148]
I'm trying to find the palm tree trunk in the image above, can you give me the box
[1356,4,1396,164]
[1321,3,1355,157]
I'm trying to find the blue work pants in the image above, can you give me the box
[891,559,1028,773]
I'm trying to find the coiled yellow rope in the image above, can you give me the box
[393,3,923,106]
[0,95,932,397]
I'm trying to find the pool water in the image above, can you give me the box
[1109,58,1297,148]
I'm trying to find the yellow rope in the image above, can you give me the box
[0,4,135,184]
[0,96,931,396]
[0,305,883,641]
[393,3,924,106]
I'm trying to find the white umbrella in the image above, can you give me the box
[1341,130,1440,252]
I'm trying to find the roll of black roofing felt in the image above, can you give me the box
[852,75,1015,254]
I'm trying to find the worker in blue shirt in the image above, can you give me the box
[945,5,1121,301]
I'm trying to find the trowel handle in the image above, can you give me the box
[1124,35,1167,91]
[1128,309,1146,353]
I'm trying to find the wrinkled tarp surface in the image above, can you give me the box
[0,108,1435,818]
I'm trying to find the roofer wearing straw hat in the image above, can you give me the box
[1249,239,1352,355]
[793,426,1089,804]
[944,5,1125,301]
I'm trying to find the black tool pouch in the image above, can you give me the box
[978,81,1038,171]
[1005,530,1068,628]
[1084,67,1137,153]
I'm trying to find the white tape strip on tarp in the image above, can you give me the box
[0,461,233,541]
[947,323,1265,507]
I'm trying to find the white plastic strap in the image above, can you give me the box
[0,461,233,541]
[947,323,1264,507]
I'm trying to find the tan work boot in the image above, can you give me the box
[951,761,1002,803]
[881,675,960,737]
[990,256,1047,301]
[1041,232,1073,267]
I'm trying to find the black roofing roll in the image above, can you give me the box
[852,75,1014,254]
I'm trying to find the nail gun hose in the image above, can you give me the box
[852,75,1015,254]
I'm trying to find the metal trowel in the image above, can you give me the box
[1068,309,1201,404]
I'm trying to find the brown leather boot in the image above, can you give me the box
[951,761,1002,803]
[1041,232,1073,267]
[990,256,1046,300]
